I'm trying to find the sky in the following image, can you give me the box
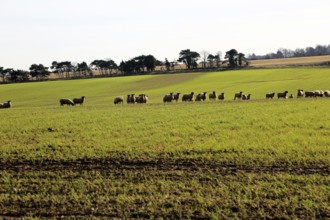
[0,0,330,69]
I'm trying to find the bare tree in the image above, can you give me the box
[200,50,210,69]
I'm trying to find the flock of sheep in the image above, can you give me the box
[1,89,329,109]
[59,96,85,106]
[110,89,329,105]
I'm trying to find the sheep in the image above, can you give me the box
[324,90,330,97]
[277,91,288,99]
[0,101,11,109]
[266,92,275,99]
[195,92,207,101]
[242,94,251,100]
[314,90,324,97]
[305,91,315,98]
[297,89,304,98]
[114,96,124,104]
[73,96,85,105]
[218,93,225,100]
[163,93,174,103]
[173,93,180,102]
[234,91,243,100]
[127,94,136,104]
[289,94,294,99]
[60,98,75,106]
[209,91,217,101]
[182,92,194,101]
[136,94,148,103]
[126,94,131,103]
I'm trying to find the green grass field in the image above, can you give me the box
[0,68,329,218]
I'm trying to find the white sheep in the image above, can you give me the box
[324,90,330,97]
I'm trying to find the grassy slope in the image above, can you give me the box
[0,67,329,107]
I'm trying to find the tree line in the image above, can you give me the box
[247,44,330,60]
[0,48,247,83]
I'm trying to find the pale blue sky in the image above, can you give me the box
[1,0,329,69]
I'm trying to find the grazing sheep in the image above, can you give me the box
[234,91,243,100]
[173,93,180,102]
[114,96,124,104]
[136,94,148,103]
[0,101,11,109]
[182,92,194,101]
[305,91,315,98]
[73,96,85,105]
[209,91,217,101]
[314,90,324,97]
[60,98,75,106]
[218,93,225,100]
[266,92,275,99]
[297,89,304,98]
[277,91,288,99]
[242,94,251,100]
[324,90,330,97]
[163,93,174,103]
[195,92,207,101]
[127,94,136,104]
[289,94,294,99]
[127,94,131,104]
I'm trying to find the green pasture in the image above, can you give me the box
[0,67,329,107]
[0,67,329,218]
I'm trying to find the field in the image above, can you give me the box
[249,55,330,67]
[0,68,329,218]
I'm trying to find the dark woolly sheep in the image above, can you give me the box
[277,91,288,99]
[136,94,148,103]
[126,94,131,104]
[209,91,217,101]
[289,94,294,99]
[127,94,136,104]
[314,90,324,97]
[114,96,124,104]
[195,92,207,101]
[173,93,180,102]
[182,92,194,101]
[234,91,243,100]
[242,94,251,100]
[73,96,85,105]
[0,100,11,109]
[266,92,275,99]
[305,91,315,98]
[297,89,304,98]
[163,93,174,103]
[218,93,225,100]
[60,98,75,106]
